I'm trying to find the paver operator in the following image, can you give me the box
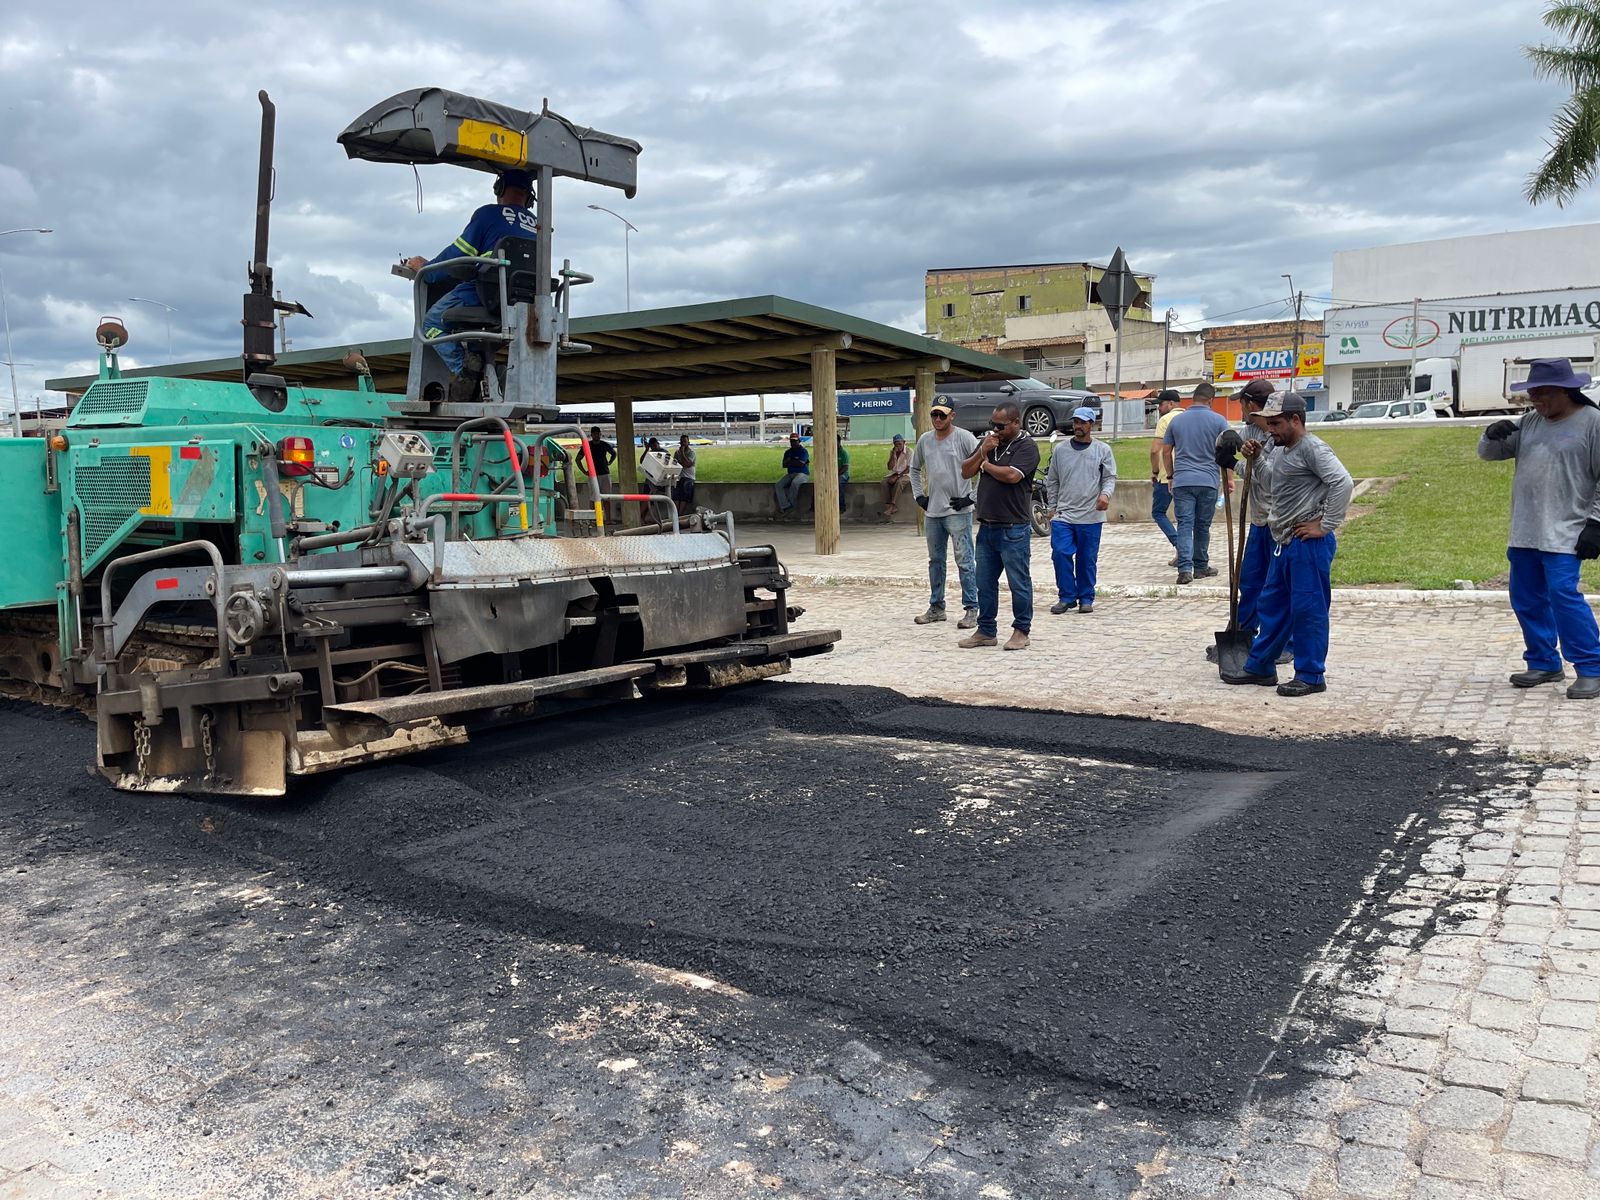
[404,168,539,401]
[1045,406,1116,615]
[1477,357,1600,700]
[911,397,979,628]
[1222,393,1352,697]
[958,400,1039,651]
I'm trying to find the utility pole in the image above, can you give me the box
[1407,297,1421,401]
[1160,306,1175,393]
[1283,274,1301,395]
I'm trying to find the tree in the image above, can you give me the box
[1526,2,1600,206]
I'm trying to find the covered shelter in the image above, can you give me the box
[49,295,1025,554]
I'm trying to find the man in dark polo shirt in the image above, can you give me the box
[957,400,1040,650]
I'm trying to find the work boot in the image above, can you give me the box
[1568,676,1600,700]
[956,608,979,630]
[447,373,481,404]
[1221,669,1277,686]
[1276,649,1293,666]
[1003,630,1030,651]
[914,607,946,625]
[1168,556,1178,568]
[959,631,998,648]
[1510,668,1565,688]
[1049,600,1077,614]
[1078,601,1094,614]
[1195,566,1219,578]
[1277,678,1327,697]
[1176,572,1194,585]
[1205,644,1219,663]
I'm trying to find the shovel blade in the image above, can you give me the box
[1214,629,1254,678]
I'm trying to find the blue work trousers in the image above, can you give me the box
[976,522,1033,637]
[423,281,482,376]
[925,511,977,612]
[1172,484,1218,573]
[1245,535,1336,685]
[1050,520,1103,605]
[1237,522,1275,635]
[1507,547,1600,676]
[1151,480,1178,546]
[775,472,808,512]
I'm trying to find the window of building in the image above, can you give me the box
[1104,343,1111,354]
[941,303,955,319]
[1018,295,1032,312]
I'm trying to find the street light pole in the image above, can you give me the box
[127,296,178,359]
[1282,273,1299,395]
[0,227,53,437]
[586,204,639,311]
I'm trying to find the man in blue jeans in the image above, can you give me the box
[774,433,810,515]
[957,402,1039,651]
[1149,389,1182,558]
[910,398,980,627]
[1162,388,1231,584]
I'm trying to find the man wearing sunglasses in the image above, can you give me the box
[910,398,979,627]
[958,401,1039,650]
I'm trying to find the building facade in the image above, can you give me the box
[1324,224,1600,411]
[924,262,1156,387]
[1201,318,1326,396]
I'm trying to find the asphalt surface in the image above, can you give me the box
[0,682,1509,1135]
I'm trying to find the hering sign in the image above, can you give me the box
[1323,286,1600,365]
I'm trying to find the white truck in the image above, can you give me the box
[1403,335,1600,416]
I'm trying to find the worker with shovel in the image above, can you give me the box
[1209,381,1293,667]
[1221,393,1352,697]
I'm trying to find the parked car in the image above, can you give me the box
[1305,409,1351,424]
[1346,400,1440,422]
[935,378,1101,438]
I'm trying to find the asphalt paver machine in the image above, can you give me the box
[0,88,837,795]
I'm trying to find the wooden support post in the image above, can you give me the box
[811,345,839,555]
[614,398,640,529]
[913,364,936,535]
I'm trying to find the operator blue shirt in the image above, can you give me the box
[423,202,539,283]
[1163,403,1230,489]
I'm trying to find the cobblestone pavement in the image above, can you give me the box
[4,567,1600,1198]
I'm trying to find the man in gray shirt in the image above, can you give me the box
[1163,390,1231,583]
[1222,393,1353,697]
[1478,358,1600,699]
[910,397,980,627]
[1044,406,1116,614]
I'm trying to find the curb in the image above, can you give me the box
[793,573,1594,609]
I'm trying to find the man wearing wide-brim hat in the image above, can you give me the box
[1478,357,1600,700]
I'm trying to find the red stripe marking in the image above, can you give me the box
[618,494,653,501]
[154,577,179,591]
[179,446,202,460]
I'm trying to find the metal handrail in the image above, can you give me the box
[448,416,530,538]
[97,539,228,668]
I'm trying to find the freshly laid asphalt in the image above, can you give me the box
[0,682,1515,1127]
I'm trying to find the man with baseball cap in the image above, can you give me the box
[1043,407,1116,614]
[405,168,539,401]
[910,397,979,626]
[1479,358,1600,699]
[1222,392,1352,696]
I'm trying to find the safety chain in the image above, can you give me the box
[133,720,152,781]
[200,710,216,779]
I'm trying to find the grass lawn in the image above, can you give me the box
[695,427,1554,589]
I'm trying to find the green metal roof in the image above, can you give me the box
[48,295,1027,401]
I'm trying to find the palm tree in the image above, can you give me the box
[1526,2,1600,206]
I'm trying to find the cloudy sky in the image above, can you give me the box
[2,0,1597,410]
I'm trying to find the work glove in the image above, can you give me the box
[1578,519,1600,561]
[1214,429,1243,470]
[1485,419,1517,442]
[949,496,975,511]
[916,495,930,511]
